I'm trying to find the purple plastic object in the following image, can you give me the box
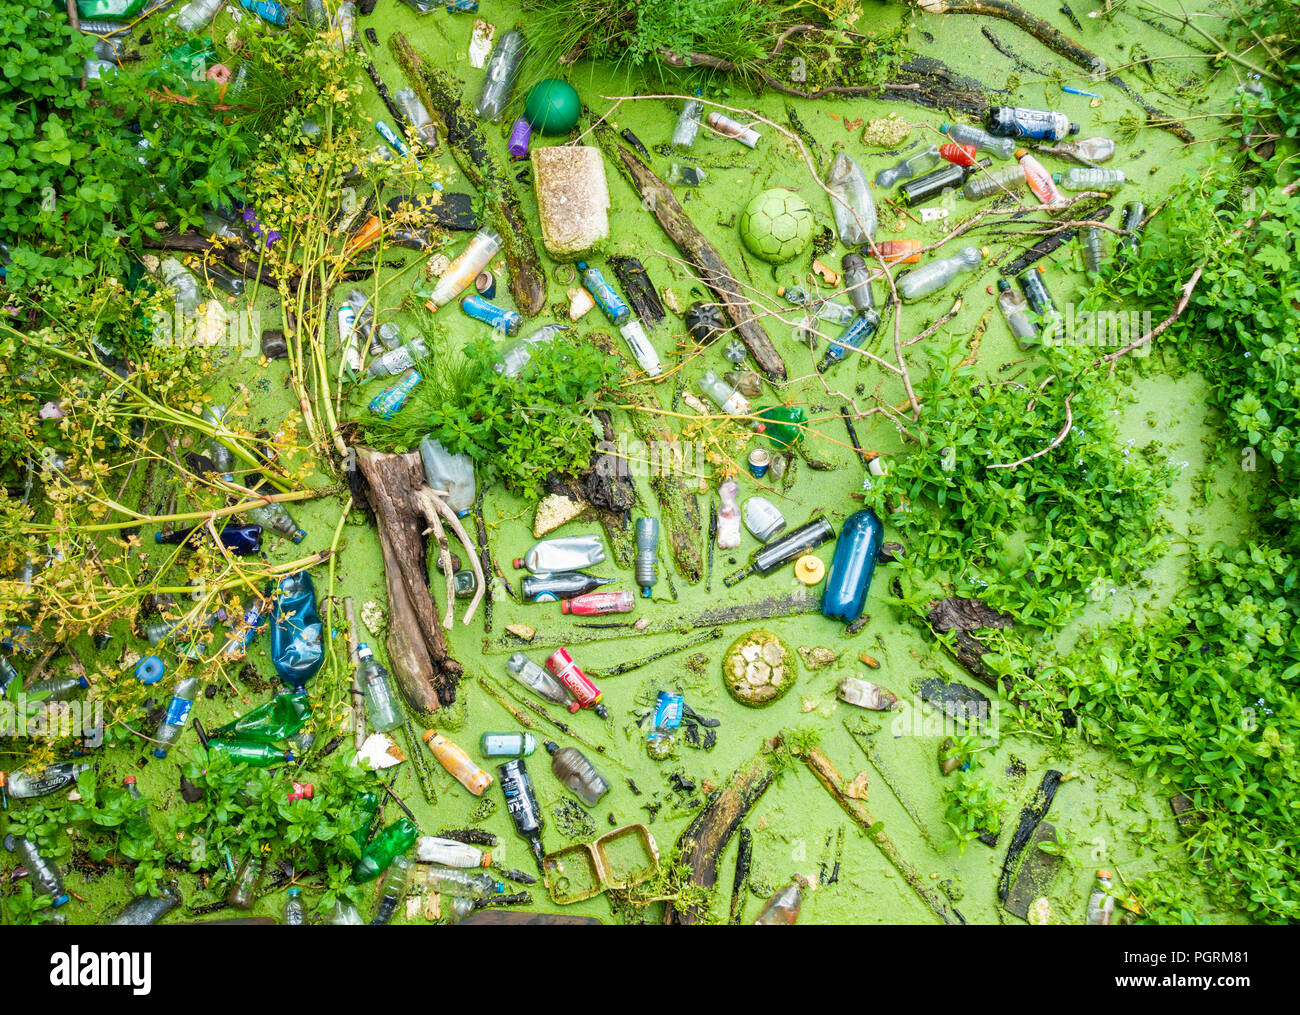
[508,118,532,159]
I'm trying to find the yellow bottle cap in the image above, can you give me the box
[979,246,990,258]
[794,555,825,585]
[1014,148,1027,160]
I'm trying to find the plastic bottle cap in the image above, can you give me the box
[576,261,589,271]
[1036,265,1046,275]
[1068,123,1080,134]
[560,600,572,614]
[291,529,307,544]
[938,122,950,133]
[1097,868,1113,879]
[288,887,301,897]
[1013,148,1027,160]
[979,246,990,257]
[997,279,1010,292]
[422,729,438,743]
[124,776,136,785]
[794,555,825,585]
[511,558,525,569]
[77,675,90,689]
[53,894,70,907]
[1052,172,1062,183]
[544,740,558,754]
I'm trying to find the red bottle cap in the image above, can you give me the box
[560,600,572,614]
[512,558,524,569]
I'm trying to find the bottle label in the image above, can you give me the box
[164,696,194,727]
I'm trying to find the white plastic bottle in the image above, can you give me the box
[513,535,605,575]
[716,478,742,549]
[416,836,492,868]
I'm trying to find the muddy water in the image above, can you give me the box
[75,0,1247,923]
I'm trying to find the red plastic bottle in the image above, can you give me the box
[545,648,609,717]
[939,143,978,167]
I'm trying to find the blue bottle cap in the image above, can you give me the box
[53,893,70,907]
[77,675,90,689]
[152,747,168,759]
[291,529,307,544]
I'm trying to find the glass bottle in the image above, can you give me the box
[226,853,264,909]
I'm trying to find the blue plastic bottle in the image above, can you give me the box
[270,573,323,690]
[576,262,631,326]
[820,509,884,623]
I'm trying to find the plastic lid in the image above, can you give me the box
[288,887,301,897]
[979,246,991,257]
[1096,868,1113,879]
[794,555,825,585]
[53,894,70,907]
[511,558,524,569]
[1036,264,1047,275]
[560,600,572,614]
[997,278,1011,291]
[938,122,950,133]
[544,740,558,754]
[77,675,90,689]
[124,775,136,786]
[1051,172,1062,183]
[358,643,372,659]
[422,729,438,743]
[575,261,589,271]
[595,704,609,719]
[291,529,307,544]
[1013,148,1027,160]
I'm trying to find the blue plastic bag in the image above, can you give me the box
[270,573,323,689]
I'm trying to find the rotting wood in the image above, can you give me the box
[355,448,463,710]
[665,752,776,925]
[390,32,547,316]
[592,122,788,382]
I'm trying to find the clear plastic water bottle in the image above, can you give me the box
[874,147,941,189]
[897,246,985,301]
[825,152,876,245]
[371,855,413,924]
[26,674,89,701]
[416,865,505,900]
[495,324,569,377]
[671,89,704,148]
[176,0,223,32]
[1080,225,1105,277]
[1040,136,1115,164]
[394,88,439,149]
[153,675,200,758]
[358,643,402,733]
[473,30,525,122]
[544,741,609,806]
[1054,167,1126,191]
[335,1,357,47]
[369,370,423,418]
[506,653,571,706]
[282,886,305,925]
[246,486,306,543]
[996,279,1038,347]
[698,371,753,418]
[3,834,70,909]
[366,337,428,378]
[634,517,659,597]
[938,122,1016,159]
[419,438,476,516]
[962,164,1028,201]
[159,257,201,315]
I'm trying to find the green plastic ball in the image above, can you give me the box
[524,79,581,136]
[738,189,815,264]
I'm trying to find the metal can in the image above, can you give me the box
[545,648,608,717]
[475,269,496,298]
[748,447,771,479]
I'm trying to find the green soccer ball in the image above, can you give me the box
[738,189,814,264]
[524,79,581,136]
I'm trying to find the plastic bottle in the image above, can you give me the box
[282,887,305,925]
[704,111,760,148]
[1017,265,1057,317]
[424,228,503,309]
[328,899,363,925]
[204,738,293,767]
[26,674,89,701]
[3,834,69,909]
[962,164,1029,202]
[985,107,1078,141]
[938,122,1016,159]
[357,643,401,733]
[376,322,403,351]
[155,522,262,556]
[424,731,493,796]
[498,758,546,868]
[335,1,356,47]
[755,878,804,925]
[544,741,609,806]
[635,517,659,597]
[939,142,978,167]
[560,590,635,615]
[1086,869,1115,925]
[240,0,286,25]
[369,370,422,418]
[1080,226,1105,277]
[898,246,985,301]
[152,675,199,759]
[671,89,704,148]
[698,371,760,422]
[1016,148,1064,204]
[418,865,505,900]
[370,855,414,924]
[159,257,201,315]
[780,287,857,327]
[245,486,306,544]
[176,0,223,33]
[619,319,662,377]
[900,159,987,207]
[545,649,608,716]
[417,836,492,868]
[821,509,883,623]
[366,337,428,378]
[0,656,20,695]
[480,732,537,758]
[506,653,571,706]
[110,884,180,925]
[270,572,323,690]
[514,535,605,575]
[473,29,525,122]
[462,294,521,335]
[1054,167,1126,191]
[825,152,876,245]
[576,262,631,325]
[838,676,898,710]
[1039,136,1115,164]
[495,323,569,377]
[874,147,941,189]
[1114,201,1145,270]
[521,572,614,602]
[353,817,419,883]
[819,307,880,374]
[302,0,326,25]
[394,88,439,149]
[742,497,786,542]
[996,279,1038,347]
[226,854,264,909]
[416,438,476,517]
[716,478,742,549]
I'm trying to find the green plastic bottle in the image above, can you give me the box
[212,691,311,744]
[757,405,807,449]
[352,817,418,883]
[351,791,380,850]
[77,0,148,18]
[206,738,294,767]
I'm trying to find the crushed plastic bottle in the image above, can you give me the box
[513,535,605,575]
[110,883,180,925]
[495,323,570,377]
[473,29,525,122]
[545,741,610,806]
[825,151,876,245]
[897,246,985,301]
[716,478,742,549]
[419,438,477,516]
[245,483,306,543]
[370,855,414,924]
[938,142,978,166]
[417,836,492,867]
[698,371,756,420]
[159,257,201,316]
[366,336,428,378]
[3,834,70,909]
[1080,225,1105,277]
[176,0,223,34]
[938,122,1016,159]
[353,817,419,883]
[417,865,505,900]
[1039,136,1115,165]
[269,573,323,690]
